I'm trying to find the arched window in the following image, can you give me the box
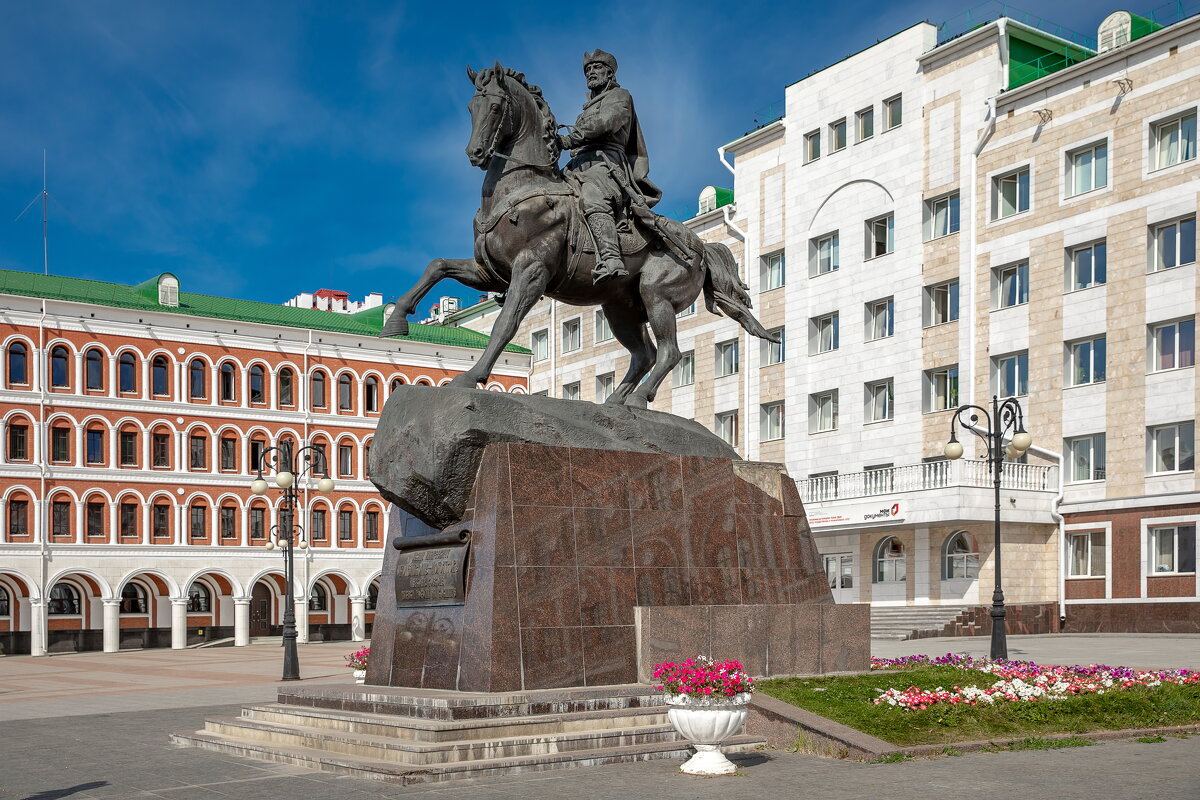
[308,584,327,611]
[338,506,355,541]
[278,367,295,407]
[8,341,28,385]
[118,352,137,393]
[50,346,69,388]
[7,417,30,461]
[0,585,9,616]
[249,365,265,404]
[47,583,80,615]
[187,582,211,612]
[338,374,353,411]
[219,362,236,402]
[151,356,170,396]
[365,376,379,412]
[311,372,327,409]
[366,582,378,611]
[119,583,147,614]
[873,536,906,583]
[942,531,979,580]
[7,495,29,536]
[152,502,171,539]
[390,377,403,393]
[85,349,104,390]
[189,359,207,399]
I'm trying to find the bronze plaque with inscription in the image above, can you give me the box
[393,543,469,607]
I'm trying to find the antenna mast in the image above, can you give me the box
[15,149,50,275]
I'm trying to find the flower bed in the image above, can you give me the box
[871,653,1199,711]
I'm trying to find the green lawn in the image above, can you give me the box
[758,666,1200,747]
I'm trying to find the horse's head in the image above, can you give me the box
[465,62,513,170]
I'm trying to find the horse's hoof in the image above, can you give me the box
[626,395,649,409]
[381,315,410,337]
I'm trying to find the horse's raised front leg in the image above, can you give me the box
[628,290,680,409]
[383,257,498,337]
[601,303,654,406]
[449,260,550,389]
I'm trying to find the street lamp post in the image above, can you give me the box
[943,395,1033,661]
[251,441,334,681]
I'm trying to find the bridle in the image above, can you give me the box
[472,80,558,170]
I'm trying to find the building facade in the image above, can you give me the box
[0,269,529,655]
[455,10,1199,631]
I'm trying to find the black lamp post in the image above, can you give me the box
[251,441,334,681]
[943,395,1033,661]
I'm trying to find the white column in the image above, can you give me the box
[101,599,120,653]
[295,597,309,643]
[29,598,46,657]
[170,597,188,649]
[107,355,117,398]
[349,595,366,642]
[233,597,250,646]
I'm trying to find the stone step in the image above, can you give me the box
[869,606,969,641]
[242,702,669,743]
[170,728,766,785]
[203,714,683,765]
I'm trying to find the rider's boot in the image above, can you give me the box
[585,212,628,283]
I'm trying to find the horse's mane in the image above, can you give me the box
[479,66,561,163]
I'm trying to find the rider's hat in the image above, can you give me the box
[583,49,617,74]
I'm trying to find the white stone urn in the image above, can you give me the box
[353,669,367,684]
[665,692,752,775]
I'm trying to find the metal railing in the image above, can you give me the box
[797,459,1058,503]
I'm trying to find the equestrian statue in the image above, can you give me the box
[380,51,777,409]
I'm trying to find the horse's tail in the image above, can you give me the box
[701,242,779,342]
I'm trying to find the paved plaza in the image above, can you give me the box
[1,636,1198,799]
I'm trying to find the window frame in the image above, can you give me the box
[1066,433,1107,483]
[927,365,960,413]
[856,106,874,142]
[1151,216,1197,272]
[811,313,839,355]
[763,327,785,366]
[866,297,894,341]
[992,166,1031,220]
[804,129,821,162]
[1151,318,1196,372]
[1148,421,1194,474]
[925,280,960,327]
[865,213,894,260]
[594,310,613,343]
[715,339,739,378]
[883,94,902,131]
[994,261,1030,309]
[810,232,839,277]
[866,378,894,423]
[714,410,738,447]
[1068,335,1106,387]
[1067,530,1106,577]
[673,351,695,387]
[1068,240,1107,291]
[760,251,785,292]
[561,317,582,354]
[760,401,785,442]
[942,531,979,580]
[1151,110,1197,172]
[1148,524,1196,574]
[530,329,549,362]
[995,350,1029,398]
[1066,140,1109,197]
[873,536,906,583]
[829,118,847,152]
[926,192,960,240]
[810,389,838,433]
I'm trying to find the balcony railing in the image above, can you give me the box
[797,459,1058,503]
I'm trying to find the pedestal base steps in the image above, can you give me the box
[171,684,766,785]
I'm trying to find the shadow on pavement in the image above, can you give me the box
[21,781,109,800]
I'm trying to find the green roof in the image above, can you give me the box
[0,268,530,354]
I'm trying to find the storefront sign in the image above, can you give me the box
[808,500,904,529]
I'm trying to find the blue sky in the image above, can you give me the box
[0,0,1116,313]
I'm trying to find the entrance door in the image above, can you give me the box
[824,554,855,603]
[250,582,272,636]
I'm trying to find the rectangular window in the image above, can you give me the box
[883,94,902,130]
[715,410,738,447]
[1150,525,1196,574]
[153,505,170,538]
[120,503,138,537]
[87,502,104,537]
[562,381,580,401]
[928,366,959,412]
[1067,434,1106,482]
[996,351,1029,397]
[1153,217,1197,272]
[866,298,894,341]
[86,430,104,465]
[311,443,328,474]
[1068,141,1108,196]
[365,511,379,541]
[339,444,354,477]
[1069,336,1106,386]
[830,118,846,152]
[9,504,27,540]
[811,233,839,276]
[926,281,959,326]
[152,433,170,468]
[995,262,1029,308]
[1153,111,1197,170]
[866,214,894,259]
[531,330,549,362]
[1150,422,1194,474]
[867,379,894,422]
[339,510,353,541]
[51,427,69,463]
[279,373,294,406]
[804,129,821,162]
[310,509,327,541]
[763,328,785,366]
[811,390,838,433]
[250,507,265,540]
[993,167,1030,219]
[812,313,839,355]
[561,318,581,353]
[595,372,614,401]
[856,107,874,141]
[7,424,28,461]
[760,251,785,291]
[189,506,206,539]
[219,437,236,472]
[1069,241,1107,290]
[673,351,695,387]
[52,501,70,536]
[594,310,613,343]
[761,402,785,441]
[249,440,265,473]
[189,436,207,470]
[1068,531,1106,577]
[676,302,696,318]
[219,507,235,539]
[927,192,960,239]
[1152,319,1195,371]
[715,340,739,377]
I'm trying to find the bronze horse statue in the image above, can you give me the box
[381,62,777,408]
